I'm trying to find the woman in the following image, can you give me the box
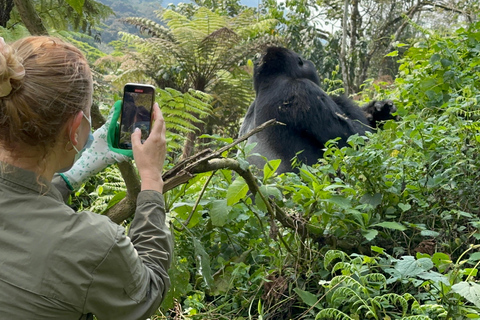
[0,36,172,319]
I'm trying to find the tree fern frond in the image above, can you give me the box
[119,32,145,44]
[156,87,213,135]
[121,17,174,40]
[190,7,228,34]
[161,9,192,29]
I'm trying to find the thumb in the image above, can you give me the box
[131,127,142,148]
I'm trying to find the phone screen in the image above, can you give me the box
[118,84,155,149]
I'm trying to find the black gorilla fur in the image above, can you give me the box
[331,95,398,130]
[239,46,398,174]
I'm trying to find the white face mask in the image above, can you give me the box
[57,112,94,173]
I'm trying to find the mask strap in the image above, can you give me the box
[69,110,90,154]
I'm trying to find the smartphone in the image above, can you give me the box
[118,83,156,149]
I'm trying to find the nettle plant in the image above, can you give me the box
[310,247,480,319]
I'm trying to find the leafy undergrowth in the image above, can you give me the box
[82,23,480,319]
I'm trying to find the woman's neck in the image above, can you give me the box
[0,148,56,181]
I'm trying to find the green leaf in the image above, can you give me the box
[193,237,214,288]
[371,246,385,254]
[398,203,411,212]
[373,221,407,231]
[210,199,231,227]
[324,195,351,209]
[420,229,440,237]
[65,0,85,14]
[255,185,282,212]
[263,159,282,181]
[469,252,480,262]
[106,191,126,210]
[360,193,382,208]
[385,50,398,57]
[451,282,480,307]
[394,256,434,277]
[417,271,450,286]
[362,229,378,241]
[161,260,191,310]
[226,178,249,206]
[294,287,319,308]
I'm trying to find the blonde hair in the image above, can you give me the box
[0,36,92,155]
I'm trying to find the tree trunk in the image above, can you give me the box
[0,0,14,27]
[13,0,48,35]
[350,0,361,92]
[339,0,350,95]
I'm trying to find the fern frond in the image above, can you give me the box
[122,17,174,41]
[330,286,365,306]
[324,250,349,269]
[161,9,192,29]
[370,293,414,316]
[315,308,353,320]
[360,273,387,288]
[330,276,369,297]
[191,7,228,34]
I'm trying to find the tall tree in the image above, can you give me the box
[0,0,14,28]
[327,0,480,93]
[13,0,48,35]
[9,0,113,36]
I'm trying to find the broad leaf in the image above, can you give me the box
[394,256,434,278]
[417,271,450,286]
[373,221,407,231]
[294,287,319,308]
[210,199,231,227]
[263,159,282,181]
[226,178,249,206]
[451,282,480,307]
[193,237,213,288]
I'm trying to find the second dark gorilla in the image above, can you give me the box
[239,46,397,174]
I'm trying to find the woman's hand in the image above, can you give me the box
[131,103,167,193]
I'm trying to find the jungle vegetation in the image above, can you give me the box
[1,0,480,319]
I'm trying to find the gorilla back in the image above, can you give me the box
[240,46,372,174]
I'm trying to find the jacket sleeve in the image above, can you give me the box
[51,173,73,203]
[82,190,173,320]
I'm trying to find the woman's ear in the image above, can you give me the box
[68,111,84,147]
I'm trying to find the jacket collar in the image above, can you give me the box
[0,161,63,202]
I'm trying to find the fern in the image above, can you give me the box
[324,249,349,269]
[315,308,354,320]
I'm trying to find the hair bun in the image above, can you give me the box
[0,37,25,97]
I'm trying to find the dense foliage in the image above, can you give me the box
[144,22,480,319]
[2,0,479,319]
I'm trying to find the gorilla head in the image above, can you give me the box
[253,46,320,93]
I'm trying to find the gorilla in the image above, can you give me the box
[239,46,397,174]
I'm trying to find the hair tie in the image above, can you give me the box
[0,37,25,98]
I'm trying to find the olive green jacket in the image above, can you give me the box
[0,163,173,320]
